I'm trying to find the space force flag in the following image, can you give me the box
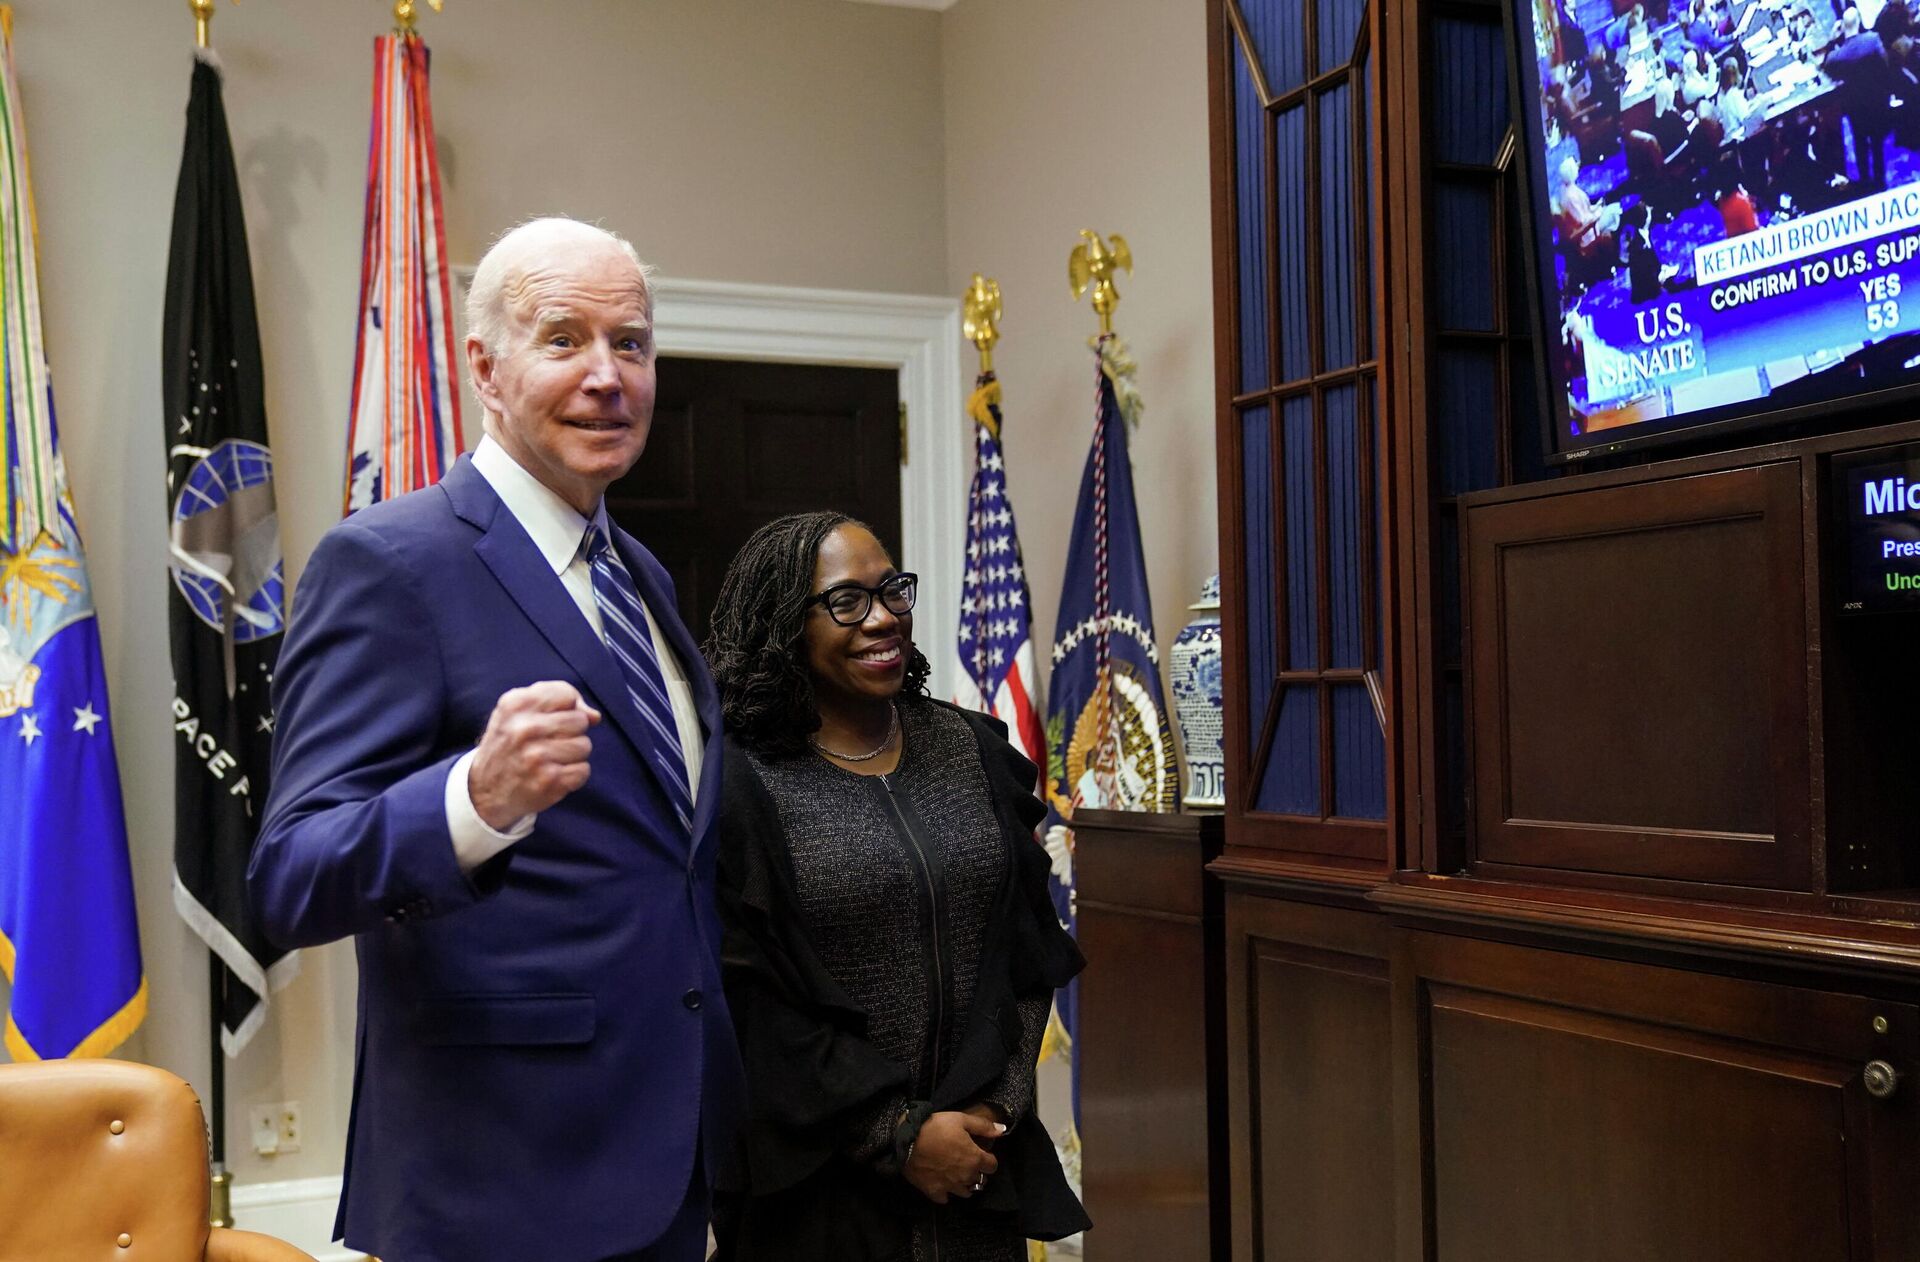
[344,31,462,513]
[953,371,1047,776]
[0,10,147,1061]
[164,52,296,1056]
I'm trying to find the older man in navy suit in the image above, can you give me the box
[250,216,741,1262]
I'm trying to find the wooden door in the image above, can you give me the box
[606,356,902,644]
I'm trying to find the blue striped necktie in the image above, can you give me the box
[583,523,693,832]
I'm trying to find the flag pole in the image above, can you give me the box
[208,954,233,1227]
[189,0,236,1227]
[187,0,240,52]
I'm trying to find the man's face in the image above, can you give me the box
[469,237,656,514]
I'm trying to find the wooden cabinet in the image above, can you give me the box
[1397,931,1920,1261]
[1192,0,1920,1259]
[1074,810,1227,1262]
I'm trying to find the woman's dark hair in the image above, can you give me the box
[703,510,931,755]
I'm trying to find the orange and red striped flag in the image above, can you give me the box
[344,32,461,514]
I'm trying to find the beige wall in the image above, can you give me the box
[3,0,1214,1207]
[941,0,1219,686]
[938,0,1217,1179]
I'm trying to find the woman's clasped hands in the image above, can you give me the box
[904,1104,1007,1204]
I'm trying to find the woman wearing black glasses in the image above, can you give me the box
[702,511,1087,1262]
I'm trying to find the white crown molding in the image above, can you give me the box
[649,276,967,700]
[844,0,959,10]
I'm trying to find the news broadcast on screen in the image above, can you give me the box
[1521,0,1920,457]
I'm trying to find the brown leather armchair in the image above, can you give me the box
[0,1058,319,1262]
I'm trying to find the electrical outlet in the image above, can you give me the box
[278,1101,302,1153]
[249,1103,279,1157]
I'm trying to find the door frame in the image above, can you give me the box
[650,277,965,699]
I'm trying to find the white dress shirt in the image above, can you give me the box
[443,435,705,873]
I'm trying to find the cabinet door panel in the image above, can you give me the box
[1226,895,1393,1261]
[1403,932,1920,1262]
[1462,462,1810,889]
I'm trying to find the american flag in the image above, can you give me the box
[343,32,462,514]
[952,372,1046,774]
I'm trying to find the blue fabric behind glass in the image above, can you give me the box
[1319,82,1356,371]
[1332,682,1387,819]
[1237,56,1272,394]
[1435,344,1501,496]
[1435,178,1495,333]
[1432,15,1511,165]
[1360,53,1375,349]
[1277,106,1311,382]
[1372,377,1383,662]
[1326,385,1364,669]
[1241,0,1307,95]
[1438,511,1462,663]
[1319,0,1367,74]
[1242,406,1277,736]
[1256,685,1321,814]
[1282,395,1318,671]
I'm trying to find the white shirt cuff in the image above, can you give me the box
[445,749,536,873]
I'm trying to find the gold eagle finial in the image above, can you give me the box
[962,274,1003,373]
[394,0,445,34]
[1068,230,1132,336]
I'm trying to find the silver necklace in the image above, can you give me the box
[810,704,899,762]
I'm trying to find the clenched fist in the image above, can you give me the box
[469,681,602,830]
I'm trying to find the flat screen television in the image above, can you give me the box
[1513,0,1920,462]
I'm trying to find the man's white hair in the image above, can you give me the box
[465,216,655,362]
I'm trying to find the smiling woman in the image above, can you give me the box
[702,512,1088,1262]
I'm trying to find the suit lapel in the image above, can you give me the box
[613,525,724,849]
[444,460,671,813]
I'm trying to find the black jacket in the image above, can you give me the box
[712,704,1090,1260]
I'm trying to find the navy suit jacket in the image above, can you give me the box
[250,455,743,1262]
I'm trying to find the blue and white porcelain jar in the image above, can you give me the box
[1170,574,1225,809]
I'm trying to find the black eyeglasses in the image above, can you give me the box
[806,573,918,626]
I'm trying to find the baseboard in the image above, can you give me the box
[229,1176,365,1262]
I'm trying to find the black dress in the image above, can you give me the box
[713,697,1089,1261]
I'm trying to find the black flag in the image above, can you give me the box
[164,52,295,1055]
